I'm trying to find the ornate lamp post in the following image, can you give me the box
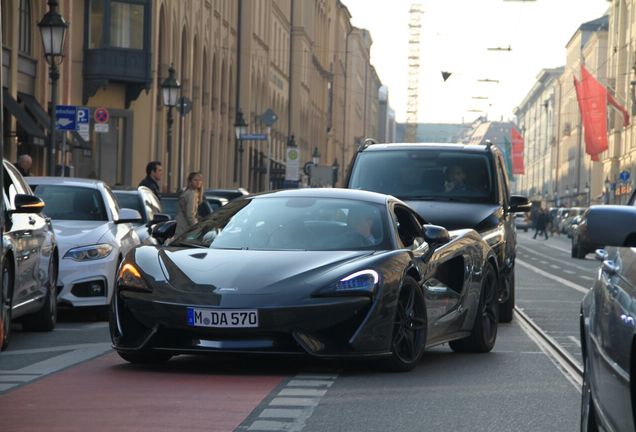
[234,110,248,187]
[312,147,321,165]
[38,0,68,176]
[161,65,181,192]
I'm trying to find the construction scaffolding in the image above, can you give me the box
[405,3,423,143]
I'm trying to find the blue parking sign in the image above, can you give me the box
[55,105,77,131]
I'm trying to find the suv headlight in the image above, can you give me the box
[314,269,379,298]
[63,244,113,261]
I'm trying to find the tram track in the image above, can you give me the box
[514,307,583,390]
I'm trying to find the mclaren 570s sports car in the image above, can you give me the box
[110,188,499,371]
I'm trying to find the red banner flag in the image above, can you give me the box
[577,65,608,159]
[607,91,630,127]
[511,127,525,175]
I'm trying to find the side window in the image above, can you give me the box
[143,190,160,221]
[495,153,509,206]
[392,205,424,248]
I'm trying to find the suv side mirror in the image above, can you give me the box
[148,213,171,227]
[509,195,531,213]
[422,224,450,245]
[151,220,177,244]
[13,194,45,214]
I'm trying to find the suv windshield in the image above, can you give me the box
[349,149,496,204]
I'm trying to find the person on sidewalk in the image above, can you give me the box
[138,161,163,199]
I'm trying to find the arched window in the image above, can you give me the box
[18,0,31,55]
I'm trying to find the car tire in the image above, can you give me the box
[383,276,427,372]
[580,355,599,431]
[117,350,172,364]
[498,268,514,323]
[21,254,57,332]
[1,258,13,351]
[450,263,498,353]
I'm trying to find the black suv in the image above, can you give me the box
[346,142,530,322]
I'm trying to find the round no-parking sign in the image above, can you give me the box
[94,107,109,124]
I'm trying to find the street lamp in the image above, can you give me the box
[38,0,68,176]
[234,109,248,187]
[312,147,321,165]
[161,64,181,192]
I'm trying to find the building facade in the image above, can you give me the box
[1,0,385,193]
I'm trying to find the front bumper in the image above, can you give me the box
[110,289,388,358]
[57,253,119,307]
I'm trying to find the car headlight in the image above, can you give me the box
[63,244,113,261]
[117,263,151,292]
[314,269,379,298]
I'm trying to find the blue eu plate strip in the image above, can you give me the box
[186,307,194,326]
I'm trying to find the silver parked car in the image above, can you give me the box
[112,186,170,244]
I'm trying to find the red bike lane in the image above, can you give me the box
[0,352,285,432]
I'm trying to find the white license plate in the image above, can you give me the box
[187,308,259,328]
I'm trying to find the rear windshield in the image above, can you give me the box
[349,149,496,203]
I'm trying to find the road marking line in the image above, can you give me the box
[539,242,571,254]
[0,383,17,392]
[518,244,595,273]
[245,374,337,432]
[286,379,333,387]
[550,264,560,269]
[568,336,582,348]
[564,270,575,274]
[259,408,312,419]
[278,388,327,397]
[0,374,38,382]
[517,259,589,294]
[0,342,109,356]
[581,276,594,281]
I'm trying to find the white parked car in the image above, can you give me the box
[27,177,142,309]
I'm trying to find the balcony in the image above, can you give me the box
[83,47,151,106]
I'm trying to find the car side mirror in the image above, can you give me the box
[148,213,171,226]
[116,208,143,224]
[509,195,531,213]
[151,220,177,244]
[197,201,214,219]
[12,194,45,214]
[422,224,450,245]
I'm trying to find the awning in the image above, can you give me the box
[20,92,90,149]
[3,89,45,139]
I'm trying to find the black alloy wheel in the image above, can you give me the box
[580,355,599,431]
[22,254,57,331]
[117,350,173,365]
[385,276,427,372]
[1,258,12,351]
[450,263,498,353]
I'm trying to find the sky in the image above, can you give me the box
[342,0,610,124]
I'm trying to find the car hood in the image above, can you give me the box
[52,220,112,249]
[404,200,501,232]
[156,248,376,295]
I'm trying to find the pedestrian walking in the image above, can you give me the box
[533,208,549,240]
[138,161,162,199]
[175,172,203,237]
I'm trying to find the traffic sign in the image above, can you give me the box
[55,105,77,131]
[261,108,278,127]
[94,107,109,123]
[77,107,90,141]
[239,133,268,141]
[176,97,192,115]
[619,170,630,183]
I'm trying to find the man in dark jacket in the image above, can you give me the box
[533,208,549,240]
[139,161,162,199]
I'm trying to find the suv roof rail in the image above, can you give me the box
[357,137,377,152]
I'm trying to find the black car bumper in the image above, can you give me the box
[110,290,390,358]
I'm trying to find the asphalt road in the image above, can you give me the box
[0,233,590,432]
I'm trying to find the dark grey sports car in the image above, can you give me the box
[110,189,499,371]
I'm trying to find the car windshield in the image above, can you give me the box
[172,197,391,251]
[349,149,496,203]
[30,185,108,221]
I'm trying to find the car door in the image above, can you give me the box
[591,246,636,431]
[390,203,462,342]
[2,162,46,308]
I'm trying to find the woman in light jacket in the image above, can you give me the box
[175,172,203,237]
